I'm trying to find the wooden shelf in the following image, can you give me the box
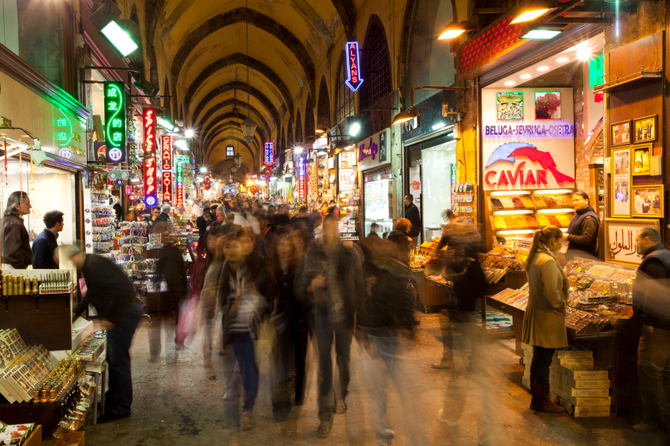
[594,69,662,93]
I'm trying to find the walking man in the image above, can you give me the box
[404,195,422,248]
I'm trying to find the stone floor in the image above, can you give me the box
[80,312,667,445]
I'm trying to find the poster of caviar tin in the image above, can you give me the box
[496,92,523,120]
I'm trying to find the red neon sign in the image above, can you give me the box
[163,171,172,202]
[143,109,157,206]
[162,136,172,170]
[161,135,173,203]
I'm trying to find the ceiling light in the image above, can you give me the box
[100,20,139,57]
[349,122,361,137]
[157,117,174,131]
[557,57,569,63]
[184,129,195,138]
[522,29,562,40]
[437,21,472,40]
[511,0,551,24]
[293,146,303,154]
[392,107,420,125]
[199,167,207,173]
[432,122,446,131]
[520,74,532,79]
[537,66,549,72]
[577,47,592,61]
[504,81,516,86]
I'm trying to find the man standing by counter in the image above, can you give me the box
[404,194,422,248]
[632,228,670,434]
[563,191,599,259]
[32,211,64,269]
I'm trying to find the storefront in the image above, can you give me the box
[336,150,360,240]
[358,129,392,237]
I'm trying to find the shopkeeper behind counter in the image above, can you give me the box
[563,191,600,260]
[2,191,33,269]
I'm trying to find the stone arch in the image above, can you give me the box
[361,15,392,109]
[295,109,303,144]
[192,82,280,128]
[305,95,315,142]
[317,77,331,130]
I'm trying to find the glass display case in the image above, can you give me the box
[363,168,393,237]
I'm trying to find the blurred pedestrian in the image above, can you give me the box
[404,194,422,247]
[632,227,670,433]
[218,228,276,434]
[299,215,363,438]
[522,226,567,415]
[199,224,226,369]
[68,246,142,422]
[2,191,32,269]
[387,218,412,265]
[216,208,226,224]
[159,204,171,222]
[32,210,64,269]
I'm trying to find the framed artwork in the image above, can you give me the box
[632,143,652,176]
[611,147,631,217]
[534,91,561,119]
[604,219,661,265]
[496,92,524,120]
[633,115,657,143]
[610,120,631,147]
[632,185,663,218]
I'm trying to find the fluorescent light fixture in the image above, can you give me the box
[158,117,174,131]
[174,139,188,148]
[101,21,139,57]
[493,210,533,215]
[534,189,573,195]
[199,167,207,173]
[511,0,551,24]
[522,29,562,40]
[349,122,361,137]
[184,129,195,138]
[504,81,516,86]
[556,57,570,63]
[497,229,535,235]
[316,151,327,156]
[520,74,532,79]
[537,66,549,72]
[438,21,471,40]
[432,122,447,131]
[577,47,592,61]
[490,191,531,197]
[536,208,575,214]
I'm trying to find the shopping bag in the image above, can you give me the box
[176,298,199,347]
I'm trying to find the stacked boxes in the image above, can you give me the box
[522,343,611,417]
[473,311,513,333]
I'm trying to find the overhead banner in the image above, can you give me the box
[103,81,126,163]
[162,135,173,203]
[143,109,157,206]
[481,88,575,190]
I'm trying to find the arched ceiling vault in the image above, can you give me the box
[208,127,262,154]
[197,92,273,132]
[192,82,280,129]
[208,136,256,165]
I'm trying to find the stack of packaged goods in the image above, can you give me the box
[523,344,611,417]
[89,191,115,254]
[473,311,513,333]
[0,423,37,445]
[489,286,530,311]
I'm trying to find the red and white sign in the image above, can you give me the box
[162,136,173,202]
[482,88,575,191]
[143,109,157,205]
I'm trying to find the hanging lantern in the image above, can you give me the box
[233,152,243,168]
[230,166,238,174]
[241,116,257,143]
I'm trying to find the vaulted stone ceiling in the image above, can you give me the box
[144,0,358,174]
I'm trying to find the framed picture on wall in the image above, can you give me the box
[610,120,631,147]
[534,91,561,119]
[633,115,657,143]
[496,92,524,120]
[611,147,631,217]
[632,143,652,176]
[604,218,661,265]
[632,185,664,218]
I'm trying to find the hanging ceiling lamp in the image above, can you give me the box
[242,0,257,143]
[234,141,243,168]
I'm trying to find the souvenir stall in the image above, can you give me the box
[337,151,360,241]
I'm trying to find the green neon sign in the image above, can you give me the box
[589,53,604,89]
[56,108,72,147]
[103,81,126,163]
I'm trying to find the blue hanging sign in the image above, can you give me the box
[345,41,364,92]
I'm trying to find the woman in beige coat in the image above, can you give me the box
[522,226,568,415]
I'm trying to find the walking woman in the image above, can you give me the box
[522,225,568,415]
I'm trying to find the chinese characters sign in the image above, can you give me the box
[144,109,157,206]
[104,81,126,163]
[345,41,364,92]
[264,142,274,165]
[297,156,306,200]
[162,136,173,203]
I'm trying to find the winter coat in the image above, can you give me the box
[32,229,59,269]
[2,214,32,269]
[522,247,569,349]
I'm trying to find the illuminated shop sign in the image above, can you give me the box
[484,124,575,137]
[264,142,274,165]
[143,109,157,206]
[345,41,364,92]
[103,81,126,163]
[298,156,306,199]
[358,137,378,162]
[162,136,173,203]
[175,155,189,207]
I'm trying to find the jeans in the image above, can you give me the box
[530,346,556,386]
[638,325,670,426]
[275,317,308,402]
[106,302,143,416]
[313,306,352,416]
[223,332,259,428]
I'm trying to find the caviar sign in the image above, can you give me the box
[162,136,173,203]
[345,41,364,92]
[143,109,157,206]
[104,81,126,163]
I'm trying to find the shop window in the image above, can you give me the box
[336,55,355,124]
[226,146,235,157]
[0,0,65,88]
[361,19,392,109]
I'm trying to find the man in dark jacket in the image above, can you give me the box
[158,203,171,222]
[299,215,364,438]
[68,247,142,423]
[150,223,188,361]
[387,218,412,264]
[632,227,670,433]
[564,191,600,259]
[32,210,64,269]
[404,195,422,247]
[197,206,213,237]
[2,191,32,269]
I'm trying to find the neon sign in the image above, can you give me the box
[56,108,72,147]
[143,109,157,206]
[103,81,126,163]
[264,142,273,165]
[484,123,575,137]
[162,135,173,203]
[175,155,189,207]
[358,137,378,161]
[297,156,306,200]
[345,41,364,92]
